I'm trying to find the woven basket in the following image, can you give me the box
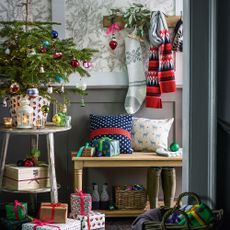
[114,186,147,210]
[144,192,223,230]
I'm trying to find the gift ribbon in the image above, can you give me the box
[32,218,61,230]
[90,128,131,140]
[42,203,64,223]
[96,137,112,153]
[72,190,90,215]
[77,142,91,157]
[13,200,26,220]
[105,23,122,36]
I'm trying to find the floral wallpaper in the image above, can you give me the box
[65,0,174,72]
[0,0,51,21]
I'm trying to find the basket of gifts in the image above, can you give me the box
[144,192,223,230]
[114,184,147,210]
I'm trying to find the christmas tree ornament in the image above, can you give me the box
[24,159,34,167]
[40,65,45,73]
[16,160,24,167]
[109,35,118,50]
[5,48,10,55]
[9,82,20,94]
[170,142,180,152]
[76,78,87,91]
[54,74,63,83]
[83,60,92,69]
[26,87,39,97]
[27,48,36,56]
[41,105,50,114]
[40,47,47,53]
[80,96,85,107]
[105,23,121,50]
[51,30,58,39]
[2,98,7,107]
[52,114,62,125]
[47,85,53,94]
[70,59,80,68]
[42,40,49,47]
[60,85,65,93]
[53,52,63,59]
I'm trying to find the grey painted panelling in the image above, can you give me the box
[0,88,182,203]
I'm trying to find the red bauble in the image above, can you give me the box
[24,159,34,167]
[10,82,20,94]
[40,47,47,53]
[109,39,118,50]
[70,59,80,68]
[53,52,63,59]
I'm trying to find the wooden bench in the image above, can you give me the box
[72,152,182,217]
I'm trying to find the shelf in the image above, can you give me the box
[103,15,181,28]
[1,184,61,194]
[97,209,145,217]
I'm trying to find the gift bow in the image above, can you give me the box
[105,23,122,36]
[32,218,60,230]
[77,142,91,157]
[13,200,26,220]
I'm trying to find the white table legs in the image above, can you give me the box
[0,133,10,189]
[47,133,58,203]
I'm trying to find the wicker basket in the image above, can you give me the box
[114,186,147,210]
[144,192,223,230]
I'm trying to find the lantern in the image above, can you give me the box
[16,98,33,128]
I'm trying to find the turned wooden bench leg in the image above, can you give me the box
[74,162,83,191]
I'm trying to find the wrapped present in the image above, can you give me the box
[69,211,105,230]
[77,143,95,157]
[39,203,68,223]
[70,190,92,215]
[22,218,81,230]
[178,203,214,227]
[3,164,50,190]
[0,217,31,230]
[102,139,120,157]
[92,137,120,157]
[5,200,27,220]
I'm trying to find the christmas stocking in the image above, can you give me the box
[124,37,146,114]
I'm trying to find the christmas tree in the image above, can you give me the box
[0,1,97,104]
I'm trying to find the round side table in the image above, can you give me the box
[0,126,71,203]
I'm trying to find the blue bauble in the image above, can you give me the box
[55,74,63,83]
[26,88,39,97]
[42,40,49,47]
[51,30,58,39]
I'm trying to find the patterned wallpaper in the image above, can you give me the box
[65,0,175,72]
[0,0,175,72]
[0,0,51,21]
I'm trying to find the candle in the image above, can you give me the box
[3,117,12,128]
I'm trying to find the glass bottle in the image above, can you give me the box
[92,183,100,210]
[100,182,109,210]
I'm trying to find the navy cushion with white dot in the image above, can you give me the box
[89,114,133,154]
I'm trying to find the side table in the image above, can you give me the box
[0,126,71,203]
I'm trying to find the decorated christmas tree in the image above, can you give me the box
[0,1,97,104]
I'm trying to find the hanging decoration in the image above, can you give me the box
[40,65,45,73]
[47,85,53,94]
[70,59,80,68]
[51,30,58,39]
[53,52,63,59]
[105,23,121,50]
[9,82,20,94]
[83,60,92,69]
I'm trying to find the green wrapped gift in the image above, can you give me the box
[103,139,120,157]
[178,203,214,227]
[5,200,28,220]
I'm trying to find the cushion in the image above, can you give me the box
[131,117,174,152]
[89,114,133,154]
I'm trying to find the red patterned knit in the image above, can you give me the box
[146,29,176,108]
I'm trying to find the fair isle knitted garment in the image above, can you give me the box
[146,11,176,109]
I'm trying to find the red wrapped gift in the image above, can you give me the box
[39,203,68,223]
